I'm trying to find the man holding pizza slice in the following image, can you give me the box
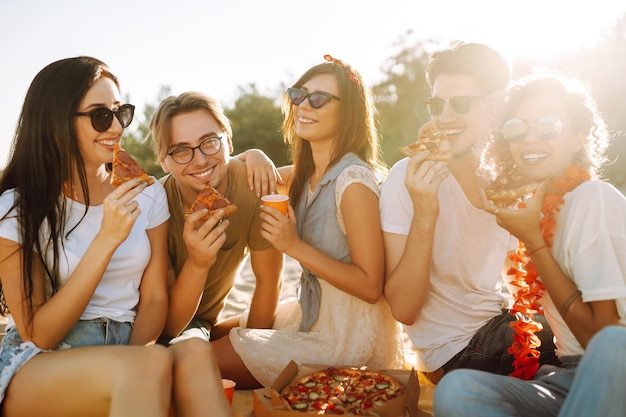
[150,91,283,344]
[380,42,559,384]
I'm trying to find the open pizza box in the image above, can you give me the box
[253,361,430,417]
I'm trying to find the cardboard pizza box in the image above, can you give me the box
[252,361,430,416]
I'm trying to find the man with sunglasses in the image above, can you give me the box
[380,42,558,384]
[150,91,283,345]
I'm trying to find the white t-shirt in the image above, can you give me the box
[380,158,512,371]
[539,180,626,357]
[0,181,170,328]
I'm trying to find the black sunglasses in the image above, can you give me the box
[501,115,565,143]
[424,96,482,116]
[287,88,340,109]
[75,104,135,132]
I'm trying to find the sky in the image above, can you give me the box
[1,0,625,169]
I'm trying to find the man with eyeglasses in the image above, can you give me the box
[380,42,559,384]
[150,91,283,344]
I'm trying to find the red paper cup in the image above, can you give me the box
[261,194,289,216]
[222,378,236,404]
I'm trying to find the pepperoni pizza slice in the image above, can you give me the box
[484,167,539,207]
[188,183,238,221]
[111,143,155,186]
[399,121,453,161]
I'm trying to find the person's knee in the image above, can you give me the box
[583,326,626,369]
[135,344,174,382]
[591,326,626,348]
[434,370,475,414]
[170,337,214,358]
[170,337,217,371]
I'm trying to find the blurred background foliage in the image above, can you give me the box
[125,17,626,191]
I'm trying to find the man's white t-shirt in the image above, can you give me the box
[380,158,512,371]
[0,181,170,329]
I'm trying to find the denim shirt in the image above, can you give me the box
[296,153,371,331]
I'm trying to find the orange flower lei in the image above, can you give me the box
[507,165,591,380]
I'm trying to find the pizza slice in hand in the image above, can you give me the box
[484,167,539,207]
[188,184,238,221]
[399,121,453,161]
[111,143,155,186]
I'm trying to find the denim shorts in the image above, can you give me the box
[59,318,133,348]
[3,318,132,349]
[0,318,132,403]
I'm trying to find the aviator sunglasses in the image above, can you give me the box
[424,96,483,116]
[500,115,565,143]
[75,104,135,132]
[287,88,340,109]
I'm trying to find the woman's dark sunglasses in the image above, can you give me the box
[424,96,482,116]
[75,104,135,132]
[501,115,565,143]
[287,88,340,109]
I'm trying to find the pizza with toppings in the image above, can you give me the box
[111,143,155,186]
[188,183,238,221]
[484,168,539,207]
[399,121,453,161]
[280,367,404,415]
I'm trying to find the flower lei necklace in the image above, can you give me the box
[507,165,591,380]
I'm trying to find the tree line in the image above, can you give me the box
[125,20,626,191]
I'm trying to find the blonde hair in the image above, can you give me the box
[150,91,233,161]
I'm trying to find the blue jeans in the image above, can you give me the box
[440,309,560,376]
[558,326,626,417]
[434,326,626,417]
[2,318,132,349]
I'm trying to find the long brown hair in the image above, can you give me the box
[281,60,386,206]
[0,56,118,317]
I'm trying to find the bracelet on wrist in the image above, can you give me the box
[528,244,548,257]
[560,289,582,319]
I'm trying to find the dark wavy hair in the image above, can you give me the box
[281,60,386,207]
[426,41,510,96]
[0,56,119,317]
[479,73,610,182]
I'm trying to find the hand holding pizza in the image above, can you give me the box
[182,208,229,270]
[99,178,147,248]
[403,151,449,221]
[481,181,546,248]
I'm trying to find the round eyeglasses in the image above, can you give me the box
[75,104,135,132]
[167,136,223,164]
[500,115,565,143]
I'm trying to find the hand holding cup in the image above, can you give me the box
[261,194,289,216]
